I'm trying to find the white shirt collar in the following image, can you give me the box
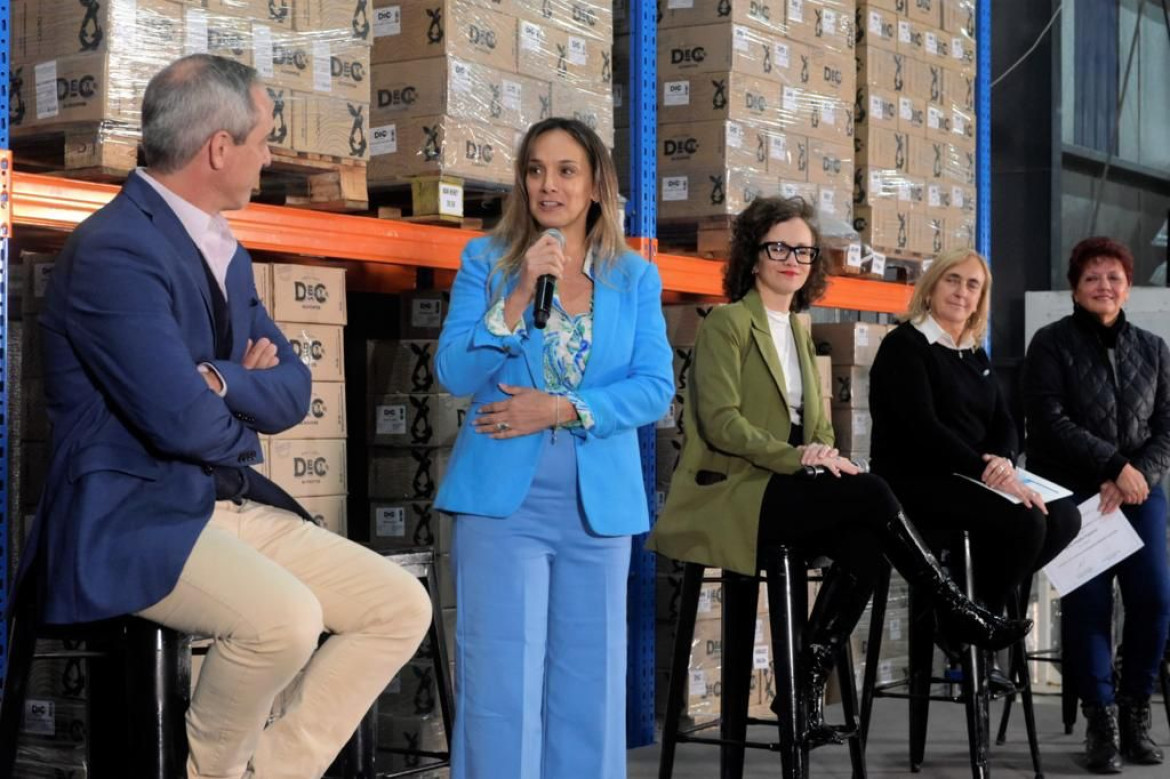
[913,314,976,350]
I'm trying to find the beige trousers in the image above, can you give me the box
[136,500,432,779]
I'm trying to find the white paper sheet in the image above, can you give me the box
[954,467,1073,505]
[1042,498,1144,597]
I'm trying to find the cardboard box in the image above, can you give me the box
[277,322,346,382]
[399,291,451,339]
[550,83,614,148]
[816,184,852,222]
[830,365,870,409]
[855,126,910,172]
[898,91,927,136]
[515,0,614,42]
[815,354,832,400]
[853,203,915,254]
[657,71,781,126]
[806,138,851,186]
[944,67,974,113]
[516,18,612,89]
[856,167,926,211]
[657,24,799,85]
[908,137,971,183]
[831,408,872,456]
[656,431,684,487]
[908,0,942,25]
[779,178,819,205]
[657,120,768,177]
[368,114,517,186]
[371,58,551,133]
[295,0,375,40]
[811,322,889,367]
[369,499,442,550]
[205,0,295,27]
[371,0,518,72]
[925,61,948,106]
[785,0,855,54]
[657,574,724,626]
[804,94,853,144]
[802,49,854,101]
[367,339,444,395]
[658,167,783,220]
[655,0,787,35]
[855,86,900,136]
[266,33,371,99]
[942,0,975,36]
[663,304,717,347]
[11,54,154,131]
[273,381,347,440]
[270,264,348,324]
[377,714,448,765]
[21,253,56,315]
[14,0,185,62]
[370,394,469,447]
[895,17,925,57]
[368,447,452,501]
[301,494,348,535]
[290,93,372,160]
[182,10,253,66]
[252,262,273,312]
[856,5,899,52]
[381,660,442,717]
[268,438,347,497]
[264,84,295,151]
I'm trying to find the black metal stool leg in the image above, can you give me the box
[836,642,867,779]
[1061,616,1077,735]
[720,571,759,779]
[859,563,890,746]
[658,562,704,779]
[125,620,190,779]
[906,584,934,773]
[1161,646,1170,733]
[764,548,805,779]
[958,537,989,779]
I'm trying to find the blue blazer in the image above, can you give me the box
[434,236,674,535]
[25,172,312,625]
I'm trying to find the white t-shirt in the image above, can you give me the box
[765,308,804,425]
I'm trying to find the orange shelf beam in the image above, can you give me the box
[12,172,911,313]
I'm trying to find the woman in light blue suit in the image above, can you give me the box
[435,117,674,779]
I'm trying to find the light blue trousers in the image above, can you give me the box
[451,431,630,779]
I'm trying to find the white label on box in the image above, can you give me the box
[663,80,690,106]
[662,178,688,202]
[440,182,464,217]
[926,32,938,55]
[870,94,884,117]
[897,181,913,201]
[23,699,55,736]
[769,43,787,70]
[781,182,800,198]
[847,243,863,268]
[253,25,274,78]
[376,506,407,537]
[789,0,804,24]
[928,105,944,129]
[726,122,745,148]
[34,61,59,120]
[755,618,766,644]
[953,111,967,135]
[613,83,623,108]
[783,86,798,112]
[412,298,443,328]
[451,61,472,93]
[753,645,771,670]
[898,21,911,44]
[689,669,707,697]
[568,36,588,65]
[929,184,942,207]
[857,326,870,347]
[900,96,913,121]
[374,5,402,36]
[879,660,893,683]
[313,40,332,92]
[769,134,788,160]
[502,79,522,111]
[872,252,886,276]
[521,21,544,51]
[668,0,694,7]
[952,186,965,209]
[697,587,714,613]
[819,189,837,214]
[823,9,837,32]
[820,102,836,126]
[869,11,883,35]
[370,124,398,156]
[953,37,965,60]
[869,169,882,194]
[185,9,209,54]
[656,401,678,427]
[376,405,407,436]
[889,617,903,640]
[733,25,750,52]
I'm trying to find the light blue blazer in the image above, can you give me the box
[435,235,674,535]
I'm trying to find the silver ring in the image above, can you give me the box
[496,422,510,432]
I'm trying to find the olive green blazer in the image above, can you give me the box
[646,288,834,575]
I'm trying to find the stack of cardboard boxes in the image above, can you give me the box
[368,0,614,189]
[614,0,856,230]
[262,263,351,534]
[853,0,977,258]
[10,0,372,170]
[810,321,890,462]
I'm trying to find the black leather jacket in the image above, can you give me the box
[1023,306,1170,495]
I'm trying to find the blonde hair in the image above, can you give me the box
[489,118,626,291]
[906,248,992,344]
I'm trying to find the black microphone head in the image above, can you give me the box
[543,228,567,249]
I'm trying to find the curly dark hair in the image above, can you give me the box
[1067,236,1134,288]
[723,196,827,309]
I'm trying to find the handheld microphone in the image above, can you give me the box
[533,228,565,330]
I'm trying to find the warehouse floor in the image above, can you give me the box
[626,694,1170,777]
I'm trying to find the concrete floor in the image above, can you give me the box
[627,694,1170,777]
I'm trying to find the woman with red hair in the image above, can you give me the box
[1024,236,1170,773]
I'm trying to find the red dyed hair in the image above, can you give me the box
[1067,236,1134,287]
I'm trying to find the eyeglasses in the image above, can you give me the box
[758,241,820,264]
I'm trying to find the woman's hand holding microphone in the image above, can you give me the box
[798,443,862,477]
[503,233,566,330]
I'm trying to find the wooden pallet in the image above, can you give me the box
[369,175,511,230]
[657,216,737,259]
[11,123,140,182]
[255,149,369,212]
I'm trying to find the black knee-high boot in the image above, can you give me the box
[881,511,1031,651]
[797,567,873,748]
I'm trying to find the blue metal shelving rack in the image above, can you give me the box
[626,0,658,751]
[976,0,992,354]
[0,0,11,695]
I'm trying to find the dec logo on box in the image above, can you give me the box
[294,456,330,478]
[296,281,330,304]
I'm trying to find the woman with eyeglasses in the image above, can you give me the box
[649,198,1031,748]
[868,248,1081,682]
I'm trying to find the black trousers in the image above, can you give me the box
[888,474,1081,612]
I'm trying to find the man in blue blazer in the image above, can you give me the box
[22,55,431,779]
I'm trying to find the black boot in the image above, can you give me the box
[790,567,872,749]
[1083,704,1123,773]
[1118,694,1164,765]
[879,512,1032,652]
